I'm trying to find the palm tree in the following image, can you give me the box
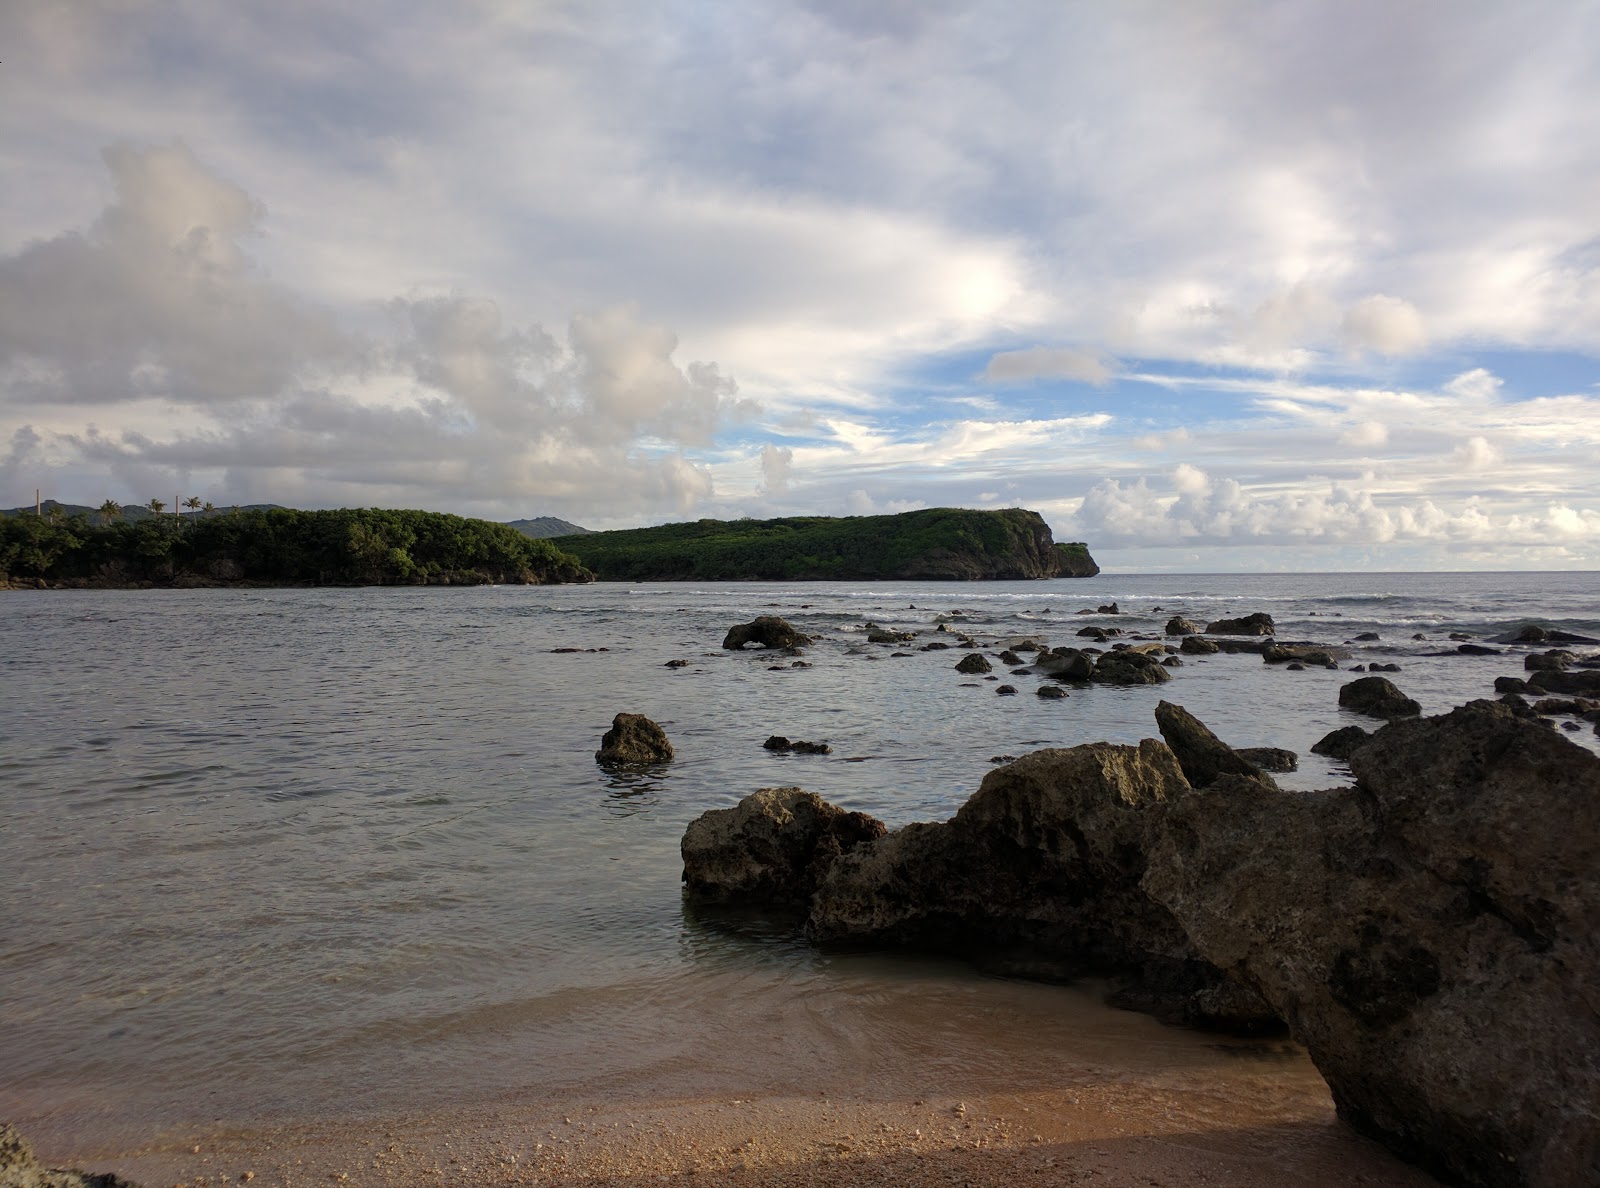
[45,503,63,525]
[202,501,215,516]
[98,499,122,527]
[148,498,165,515]
[184,495,202,523]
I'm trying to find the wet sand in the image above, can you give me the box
[32,1041,1441,1187]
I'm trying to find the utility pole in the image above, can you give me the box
[36,488,41,516]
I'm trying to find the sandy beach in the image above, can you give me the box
[30,1042,1443,1188]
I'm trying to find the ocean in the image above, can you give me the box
[2,572,1596,1155]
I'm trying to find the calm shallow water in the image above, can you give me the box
[2,573,1595,1143]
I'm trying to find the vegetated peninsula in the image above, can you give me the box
[0,506,593,589]
[553,507,1099,581]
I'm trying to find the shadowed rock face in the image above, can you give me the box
[0,1123,139,1187]
[682,787,886,907]
[594,713,674,766]
[1206,612,1275,635]
[1144,701,1600,1188]
[805,742,1277,1032]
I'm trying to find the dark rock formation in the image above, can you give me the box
[682,787,887,907]
[722,616,812,650]
[1338,676,1422,720]
[955,652,993,675]
[1310,725,1371,760]
[1526,668,1600,696]
[1236,746,1298,773]
[1457,644,1499,656]
[1154,700,1274,789]
[1205,612,1276,636]
[763,736,832,755]
[0,1124,139,1187]
[1493,625,1599,646]
[1033,648,1094,680]
[998,649,1023,665]
[1180,635,1220,655]
[664,658,690,668]
[1264,643,1346,666]
[1165,616,1202,636]
[1144,702,1600,1188]
[1037,684,1068,699]
[1525,649,1575,672]
[595,713,675,765]
[1370,662,1403,673]
[1355,631,1381,641]
[1090,649,1172,685]
[805,742,1277,1032]
[996,684,1017,695]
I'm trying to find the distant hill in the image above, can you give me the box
[508,516,593,539]
[553,507,1099,581]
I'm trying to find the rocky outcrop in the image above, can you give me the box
[806,742,1276,1032]
[595,713,675,765]
[1492,625,1600,645]
[954,652,992,675]
[1527,668,1600,696]
[1033,647,1094,680]
[722,616,811,650]
[1165,616,1202,636]
[1236,746,1297,772]
[1264,643,1349,665]
[1154,701,1273,788]
[1206,612,1276,636]
[1143,702,1600,1188]
[0,1124,138,1187]
[1338,676,1422,720]
[682,787,887,907]
[1179,635,1220,655]
[1090,649,1171,685]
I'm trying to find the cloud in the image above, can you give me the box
[1341,295,1428,357]
[760,444,794,495]
[1340,420,1389,448]
[981,347,1113,385]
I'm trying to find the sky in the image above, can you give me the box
[2,1,1598,571]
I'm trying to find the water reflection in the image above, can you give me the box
[599,766,671,817]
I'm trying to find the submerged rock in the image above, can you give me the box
[681,787,886,907]
[722,616,812,650]
[595,713,675,766]
[954,652,993,675]
[763,736,832,755]
[1337,676,1422,720]
[1033,647,1094,680]
[0,1124,139,1187]
[1144,702,1600,1188]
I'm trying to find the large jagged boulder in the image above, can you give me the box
[1154,700,1274,789]
[1338,675,1422,720]
[682,787,886,906]
[1205,612,1276,635]
[806,741,1277,1032]
[1090,649,1171,685]
[0,1123,139,1187]
[1144,701,1600,1188]
[1311,724,1371,760]
[954,652,992,675]
[1165,616,1202,636]
[1180,635,1220,655]
[595,712,675,766]
[1527,667,1600,696]
[722,616,812,650]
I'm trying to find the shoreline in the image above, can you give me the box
[26,1072,1440,1187]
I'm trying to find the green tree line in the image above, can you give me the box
[0,507,593,588]
[554,507,1097,581]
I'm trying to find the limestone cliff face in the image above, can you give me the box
[556,507,1101,581]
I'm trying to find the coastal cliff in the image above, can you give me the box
[553,507,1099,581]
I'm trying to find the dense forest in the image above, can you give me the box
[554,507,1099,581]
[0,507,593,588]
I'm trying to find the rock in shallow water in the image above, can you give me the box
[594,712,674,766]
[1338,675,1421,720]
[1143,701,1600,1188]
[721,615,812,650]
[681,787,886,907]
